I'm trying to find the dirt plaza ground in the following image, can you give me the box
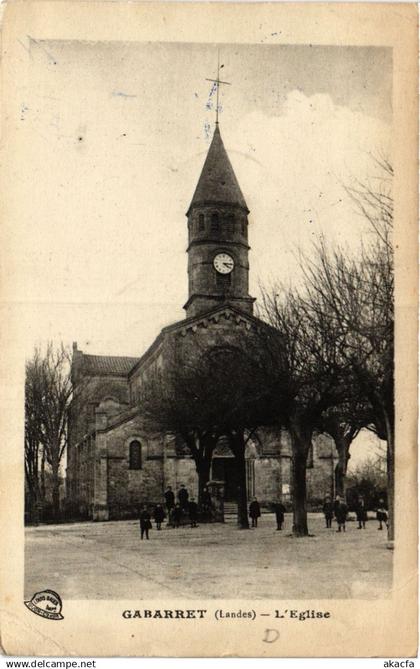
[25,513,392,600]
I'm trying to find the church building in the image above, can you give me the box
[66,122,338,521]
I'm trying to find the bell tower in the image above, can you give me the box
[183,125,255,319]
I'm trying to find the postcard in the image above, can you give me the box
[0,1,417,657]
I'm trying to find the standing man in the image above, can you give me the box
[323,495,334,528]
[355,495,367,529]
[249,497,261,528]
[139,505,152,540]
[188,497,198,528]
[273,502,286,530]
[178,484,189,511]
[164,486,175,515]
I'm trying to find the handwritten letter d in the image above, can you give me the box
[263,629,279,643]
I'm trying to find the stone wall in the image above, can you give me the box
[103,414,165,519]
[69,375,130,446]
[306,434,337,506]
[175,309,258,360]
[280,456,292,503]
[67,372,131,515]
[254,458,282,504]
[67,435,95,519]
[167,459,199,500]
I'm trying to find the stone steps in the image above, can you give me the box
[224,502,238,515]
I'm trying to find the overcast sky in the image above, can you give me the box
[7,39,392,466]
[8,40,391,360]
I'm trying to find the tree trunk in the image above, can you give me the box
[291,449,309,536]
[25,439,40,524]
[228,431,249,529]
[197,456,212,507]
[384,412,394,542]
[289,421,313,537]
[26,484,39,525]
[192,433,216,511]
[387,442,394,542]
[51,457,60,522]
[334,437,351,499]
[40,445,46,503]
[235,445,250,529]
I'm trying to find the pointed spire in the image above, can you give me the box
[188,126,248,213]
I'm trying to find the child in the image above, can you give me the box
[188,497,198,528]
[139,505,152,540]
[355,496,367,529]
[249,497,261,528]
[171,502,182,528]
[376,499,388,530]
[334,495,348,533]
[154,503,165,530]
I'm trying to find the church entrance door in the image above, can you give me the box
[211,457,239,502]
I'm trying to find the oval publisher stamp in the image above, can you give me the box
[24,589,64,620]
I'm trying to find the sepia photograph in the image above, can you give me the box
[23,38,394,601]
[0,1,417,658]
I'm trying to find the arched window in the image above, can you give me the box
[198,213,205,231]
[241,218,246,235]
[211,212,220,232]
[129,440,142,470]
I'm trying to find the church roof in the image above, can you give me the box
[82,354,140,376]
[188,125,248,213]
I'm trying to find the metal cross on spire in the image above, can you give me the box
[205,51,231,125]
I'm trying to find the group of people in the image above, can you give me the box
[139,488,389,539]
[164,484,202,528]
[322,495,348,532]
[140,490,285,537]
[252,494,389,533]
[322,495,389,532]
[139,484,205,539]
[249,498,286,530]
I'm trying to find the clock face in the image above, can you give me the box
[213,253,235,274]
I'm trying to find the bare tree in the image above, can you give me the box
[259,287,348,536]
[140,340,276,528]
[25,351,44,522]
[139,352,221,510]
[344,155,393,252]
[347,442,388,511]
[301,161,394,537]
[204,346,276,528]
[317,398,374,497]
[25,343,73,521]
